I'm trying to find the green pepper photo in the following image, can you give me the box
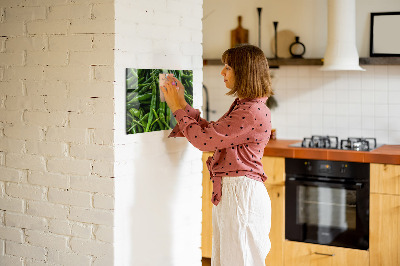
[126,68,194,135]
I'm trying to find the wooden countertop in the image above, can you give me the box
[263,139,400,165]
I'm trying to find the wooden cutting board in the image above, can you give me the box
[231,16,249,48]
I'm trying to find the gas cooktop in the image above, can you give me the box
[289,135,383,151]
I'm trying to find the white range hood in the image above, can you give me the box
[320,0,365,71]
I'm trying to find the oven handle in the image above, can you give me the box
[286,177,364,189]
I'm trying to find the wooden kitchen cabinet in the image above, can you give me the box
[284,241,369,266]
[370,163,400,266]
[201,154,286,265]
[202,152,213,258]
[370,163,400,195]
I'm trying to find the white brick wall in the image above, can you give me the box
[0,0,115,265]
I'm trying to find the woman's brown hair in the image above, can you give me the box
[221,44,273,99]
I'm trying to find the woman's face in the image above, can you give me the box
[220,64,235,89]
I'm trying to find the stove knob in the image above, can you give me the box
[340,164,347,174]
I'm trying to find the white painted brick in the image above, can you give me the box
[22,0,69,6]
[25,229,68,251]
[49,35,93,52]
[92,3,114,20]
[69,81,114,98]
[71,222,92,239]
[0,255,23,266]
[0,167,23,182]
[0,110,23,124]
[70,144,113,161]
[48,4,91,20]
[0,22,24,36]
[93,194,113,210]
[0,138,26,156]
[3,66,44,81]
[79,97,115,114]
[69,207,113,226]
[3,125,43,141]
[0,37,5,52]
[24,259,48,266]
[6,183,46,201]
[6,153,46,171]
[0,226,23,243]
[47,249,91,266]
[45,127,87,144]
[5,36,46,52]
[94,225,112,243]
[92,160,113,177]
[44,66,91,82]
[70,50,113,66]
[48,188,91,208]
[28,171,69,189]
[5,212,48,231]
[27,20,69,35]
[27,200,69,219]
[0,197,24,212]
[181,15,202,30]
[89,128,113,146]
[181,42,202,56]
[70,237,113,257]
[24,111,68,127]
[47,158,92,176]
[93,252,113,266]
[0,181,4,197]
[69,19,114,34]
[0,52,23,66]
[69,112,114,129]
[43,96,81,112]
[4,6,46,22]
[26,141,67,157]
[70,175,113,195]
[0,81,23,96]
[26,51,68,66]
[93,65,114,82]
[0,153,4,166]
[6,241,46,261]
[92,34,114,51]
[48,219,71,236]
[4,96,46,111]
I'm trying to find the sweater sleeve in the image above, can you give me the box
[171,106,257,152]
[168,104,211,138]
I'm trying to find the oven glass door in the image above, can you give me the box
[286,179,369,250]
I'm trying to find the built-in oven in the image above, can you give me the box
[285,158,369,250]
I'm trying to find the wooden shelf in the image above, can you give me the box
[203,57,400,67]
[359,57,400,65]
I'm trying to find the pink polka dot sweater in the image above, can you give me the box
[169,97,272,206]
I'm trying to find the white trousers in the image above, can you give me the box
[211,176,271,266]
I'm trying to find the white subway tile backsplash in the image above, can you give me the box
[204,65,400,144]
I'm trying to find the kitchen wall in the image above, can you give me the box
[0,0,115,265]
[113,0,203,265]
[0,0,204,265]
[203,0,400,144]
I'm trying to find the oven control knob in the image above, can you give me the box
[340,164,347,174]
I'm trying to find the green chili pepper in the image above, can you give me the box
[127,93,152,105]
[145,82,157,132]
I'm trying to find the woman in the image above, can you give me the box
[161,44,273,266]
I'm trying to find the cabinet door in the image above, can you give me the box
[265,184,284,266]
[370,163,400,195]
[261,156,285,185]
[284,241,369,266]
[202,152,213,258]
[370,193,400,266]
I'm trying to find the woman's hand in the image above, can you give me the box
[160,75,186,113]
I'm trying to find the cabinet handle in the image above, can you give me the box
[314,252,335,257]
